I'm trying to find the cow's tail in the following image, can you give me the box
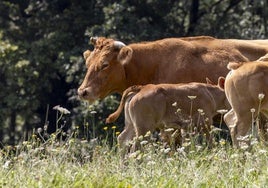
[227,61,243,70]
[105,85,143,124]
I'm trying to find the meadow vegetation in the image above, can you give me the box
[1,107,268,187]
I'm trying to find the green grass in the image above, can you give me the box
[1,131,268,188]
[0,104,267,187]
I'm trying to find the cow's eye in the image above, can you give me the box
[100,62,109,70]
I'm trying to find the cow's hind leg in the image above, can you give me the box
[130,118,157,152]
[117,125,135,149]
[117,102,136,155]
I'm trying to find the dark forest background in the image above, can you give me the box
[0,0,268,145]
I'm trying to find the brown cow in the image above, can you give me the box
[78,36,268,102]
[106,77,230,149]
[224,61,268,146]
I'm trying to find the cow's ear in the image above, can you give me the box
[117,47,133,65]
[218,76,225,89]
[83,50,91,60]
[90,37,98,45]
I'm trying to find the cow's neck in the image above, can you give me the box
[123,60,158,89]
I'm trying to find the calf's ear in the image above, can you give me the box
[83,50,91,60]
[218,76,225,89]
[117,47,133,65]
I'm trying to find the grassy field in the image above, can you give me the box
[0,126,268,188]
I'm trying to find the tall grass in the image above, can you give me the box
[1,106,268,187]
[1,130,268,187]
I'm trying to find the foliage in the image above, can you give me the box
[0,0,268,144]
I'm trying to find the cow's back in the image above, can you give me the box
[127,37,267,84]
[225,62,268,104]
[128,83,223,122]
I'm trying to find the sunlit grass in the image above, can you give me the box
[1,101,268,187]
[0,126,268,187]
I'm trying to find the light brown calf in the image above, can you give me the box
[224,61,268,146]
[106,78,229,149]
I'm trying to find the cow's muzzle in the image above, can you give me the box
[77,88,89,99]
[77,87,99,102]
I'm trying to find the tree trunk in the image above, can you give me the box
[264,0,268,36]
[9,111,16,145]
[187,0,199,35]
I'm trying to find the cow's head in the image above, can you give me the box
[77,37,133,102]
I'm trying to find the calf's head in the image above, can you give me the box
[77,37,133,102]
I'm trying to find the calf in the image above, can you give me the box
[106,78,229,149]
[224,61,268,146]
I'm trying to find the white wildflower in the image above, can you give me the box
[188,96,197,100]
[258,93,265,100]
[166,158,174,162]
[44,124,48,131]
[3,160,11,169]
[140,140,148,146]
[250,108,256,113]
[217,109,228,114]
[177,147,185,153]
[196,145,203,151]
[230,154,239,159]
[259,149,267,154]
[37,128,43,134]
[172,102,177,107]
[219,139,226,146]
[240,142,249,150]
[176,108,181,114]
[250,138,259,145]
[197,109,204,113]
[164,128,175,132]
[211,127,222,133]
[182,142,191,147]
[129,150,141,159]
[53,105,70,114]
[237,135,250,142]
[248,168,256,173]
[163,148,171,154]
[144,131,151,138]
[147,161,156,166]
